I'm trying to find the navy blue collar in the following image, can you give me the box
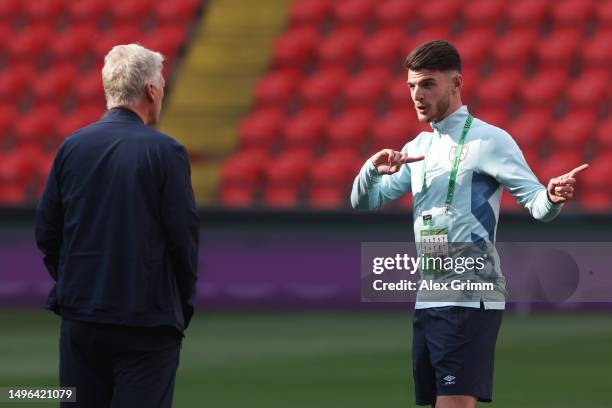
[101,108,145,124]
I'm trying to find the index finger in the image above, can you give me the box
[568,163,589,176]
[400,154,425,164]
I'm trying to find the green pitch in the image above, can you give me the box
[1,310,611,407]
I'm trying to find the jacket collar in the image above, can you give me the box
[430,105,469,134]
[101,107,145,124]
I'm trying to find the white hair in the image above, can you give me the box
[102,44,165,110]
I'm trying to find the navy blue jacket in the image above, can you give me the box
[35,108,200,333]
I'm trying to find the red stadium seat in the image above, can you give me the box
[309,150,361,187]
[476,68,521,106]
[142,25,188,60]
[454,28,494,66]
[507,0,550,26]
[374,0,415,26]
[581,153,612,191]
[551,0,594,26]
[402,26,451,55]
[93,25,143,59]
[0,184,28,206]
[536,28,582,66]
[289,0,331,25]
[308,186,347,209]
[475,107,510,131]
[57,105,105,138]
[23,0,64,22]
[32,64,79,102]
[254,68,301,106]
[520,147,539,171]
[300,66,347,107]
[596,0,612,24]
[0,0,21,19]
[492,28,538,65]
[37,152,55,181]
[459,66,479,103]
[507,108,551,149]
[579,191,610,213]
[0,63,36,100]
[535,157,577,186]
[50,25,98,61]
[551,110,596,148]
[263,185,301,208]
[273,26,319,66]
[265,148,311,186]
[566,69,610,107]
[110,0,152,22]
[0,24,17,56]
[386,74,412,108]
[463,0,505,26]
[8,24,53,60]
[331,0,376,26]
[581,30,612,65]
[418,0,460,25]
[153,0,201,24]
[75,70,106,105]
[595,118,612,148]
[0,104,17,140]
[0,147,40,185]
[327,107,373,147]
[500,191,524,213]
[282,107,329,148]
[218,184,256,208]
[238,108,285,148]
[537,154,582,186]
[316,27,364,65]
[67,0,109,22]
[360,27,404,66]
[14,105,61,146]
[395,193,413,210]
[372,109,416,151]
[521,68,567,105]
[221,148,269,187]
[343,67,390,107]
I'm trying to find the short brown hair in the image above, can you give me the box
[404,40,462,73]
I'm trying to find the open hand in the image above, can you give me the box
[547,163,589,204]
[370,149,425,175]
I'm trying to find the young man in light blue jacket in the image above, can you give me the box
[351,40,588,408]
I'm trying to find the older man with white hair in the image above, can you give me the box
[36,44,200,408]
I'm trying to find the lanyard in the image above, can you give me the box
[420,114,473,207]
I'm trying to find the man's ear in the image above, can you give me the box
[454,74,463,91]
[145,83,155,102]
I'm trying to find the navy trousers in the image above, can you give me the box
[60,319,182,408]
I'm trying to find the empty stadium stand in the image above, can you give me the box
[0,0,202,205]
[216,0,611,212]
[0,0,609,214]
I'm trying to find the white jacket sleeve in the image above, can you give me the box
[350,154,412,211]
[479,128,562,222]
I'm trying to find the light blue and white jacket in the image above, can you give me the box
[351,106,562,309]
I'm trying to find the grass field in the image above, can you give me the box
[1,310,611,407]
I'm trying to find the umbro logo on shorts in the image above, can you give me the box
[443,375,456,385]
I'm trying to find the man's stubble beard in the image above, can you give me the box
[432,91,452,123]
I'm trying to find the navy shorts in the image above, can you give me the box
[412,303,503,406]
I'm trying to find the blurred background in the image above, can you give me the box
[0,0,611,406]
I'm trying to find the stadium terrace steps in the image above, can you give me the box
[191,162,220,204]
[159,0,294,205]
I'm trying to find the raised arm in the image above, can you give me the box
[479,129,587,221]
[350,148,424,210]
